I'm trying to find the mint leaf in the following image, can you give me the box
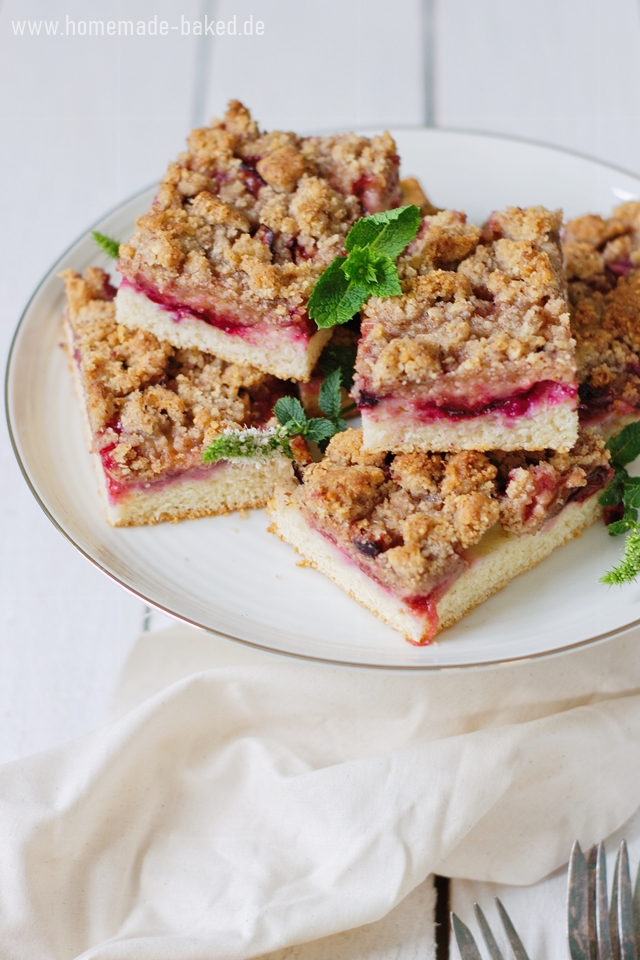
[308,258,370,329]
[319,343,357,391]
[274,396,306,428]
[342,248,390,286]
[305,418,338,444]
[599,470,626,507]
[364,255,402,298]
[623,476,640,513]
[345,205,422,259]
[607,518,635,537]
[601,528,640,584]
[318,368,343,420]
[606,421,640,468]
[92,231,121,259]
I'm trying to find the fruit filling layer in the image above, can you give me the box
[120,278,316,346]
[291,428,611,643]
[564,203,640,429]
[353,207,577,417]
[62,268,289,495]
[118,100,400,336]
[361,380,577,424]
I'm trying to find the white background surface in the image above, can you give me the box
[3,5,640,952]
[4,0,640,762]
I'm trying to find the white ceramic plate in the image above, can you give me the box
[8,128,640,669]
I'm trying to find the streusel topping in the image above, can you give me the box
[564,203,640,421]
[119,101,400,325]
[293,428,610,597]
[354,207,576,403]
[62,269,285,483]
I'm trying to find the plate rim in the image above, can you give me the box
[7,126,640,671]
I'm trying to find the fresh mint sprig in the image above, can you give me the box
[308,205,422,329]
[91,231,121,259]
[599,420,640,584]
[202,368,347,464]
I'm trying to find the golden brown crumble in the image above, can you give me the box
[354,207,575,403]
[293,427,610,598]
[119,101,400,327]
[564,203,640,423]
[399,177,440,216]
[62,269,286,484]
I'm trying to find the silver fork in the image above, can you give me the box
[451,898,531,959]
[567,839,640,960]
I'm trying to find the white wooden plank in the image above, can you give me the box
[435,0,640,177]
[203,0,424,131]
[0,0,204,761]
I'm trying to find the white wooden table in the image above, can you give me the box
[2,1,640,953]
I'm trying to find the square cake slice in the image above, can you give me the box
[564,202,640,436]
[62,268,293,526]
[116,100,401,382]
[267,428,611,645]
[353,207,579,453]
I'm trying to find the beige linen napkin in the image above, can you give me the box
[1,622,640,960]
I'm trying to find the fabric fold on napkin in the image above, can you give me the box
[1,623,640,960]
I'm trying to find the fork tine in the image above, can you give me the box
[617,841,637,960]
[474,902,505,960]
[588,845,598,960]
[495,898,531,960]
[597,841,615,960]
[451,912,483,960]
[613,846,622,960]
[568,840,591,960]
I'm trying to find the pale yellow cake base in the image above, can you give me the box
[115,284,331,382]
[100,458,293,527]
[361,400,579,453]
[267,488,603,644]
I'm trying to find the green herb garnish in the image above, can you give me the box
[202,368,347,464]
[307,205,422,329]
[91,231,121,259]
[599,421,640,584]
[318,342,357,392]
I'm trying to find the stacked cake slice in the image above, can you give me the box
[268,205,619,644]
[62,267,294,526]
[115,99,400,381]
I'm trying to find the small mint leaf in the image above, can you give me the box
[607,519,635,536]
[599,469,626,507]
[308,258,369,329]
[305,418,338,444]
[365,255,402,298]
[342,248,390,286]
[92,231,121,259]
[606,421,640,468]
[318,368,342,420]
[274,396,306,428]
[623,476,640,512]
[318,343,357,391]
[345,205,422,259]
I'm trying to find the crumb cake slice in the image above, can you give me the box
[267,428,611,644]
[564,203,640,436]
[353,207,579,453]
[62,268,293,526]
[116,100,401,382]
